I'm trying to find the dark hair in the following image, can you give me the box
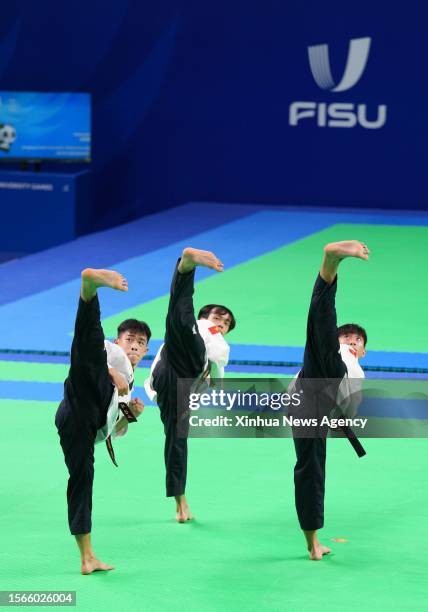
[197,304,236,332]
[117,319,152,342]
[337,323,367,347]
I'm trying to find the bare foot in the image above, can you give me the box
[324,240,370,261]
[303,530,331,561]
[81,268,128,301]
[175,494,194,523]
[321,240,369,284]
[309,542,331,561]
[178,247,224,274]
[81,556,115,575]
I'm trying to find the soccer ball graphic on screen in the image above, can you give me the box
[0,124,16,152]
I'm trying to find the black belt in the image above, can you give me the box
[339,420,366,457]
[105,402,137,467]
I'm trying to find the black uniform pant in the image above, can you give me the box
[55,295,113,535]
[293,274,346,531]
[152,261,206,497]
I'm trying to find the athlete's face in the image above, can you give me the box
[205,311,232,336]
[115,331,149,368]
[338,332,366,359]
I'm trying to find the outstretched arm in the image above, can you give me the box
[320,241,370,285]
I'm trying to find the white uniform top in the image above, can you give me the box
[144,319,230,404]
[95,340,134,444]
[336,344,365,416]
[288,344,365,416]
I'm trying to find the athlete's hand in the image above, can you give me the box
[108,367,129,396]
[129,397,144,418]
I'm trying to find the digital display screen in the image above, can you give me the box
[0,91,91,161]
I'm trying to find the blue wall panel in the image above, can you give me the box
[0,1,426,236]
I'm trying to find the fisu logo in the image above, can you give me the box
[308,37,371,92]
[289,36,387,129]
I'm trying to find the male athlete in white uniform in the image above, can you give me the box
[292,240,369,560]
[145,248,235,522]
[55,269,151,574]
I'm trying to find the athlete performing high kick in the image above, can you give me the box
[145,248,236,522]
[55,268,151,574]
[293,240,369,560]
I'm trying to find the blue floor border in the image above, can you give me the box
[1,381,427,417]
